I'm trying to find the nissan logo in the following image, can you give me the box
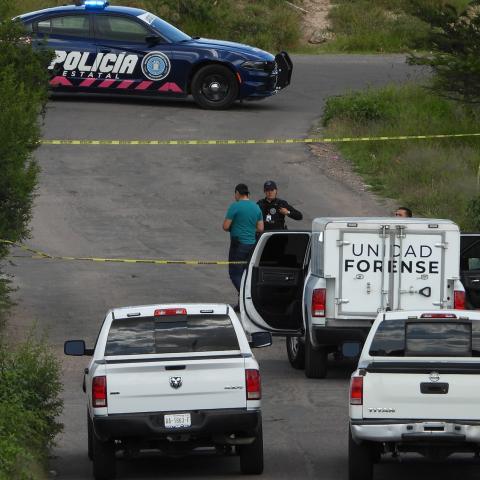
[429,371,440,382]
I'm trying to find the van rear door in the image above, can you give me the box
[460,233,480,309]
[104,307,247,414]
[240,231,311,335]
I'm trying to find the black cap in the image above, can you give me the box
[264,180,277,191]
[235,183,249,195]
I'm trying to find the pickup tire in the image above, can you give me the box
[87,411,93,461]
[92,434,116,480]
[304,334,328,379]
[348,428,373,480]
[286,336,305,369]
[239,426,264,475]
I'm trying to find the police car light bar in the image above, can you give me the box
[83,0,109,9]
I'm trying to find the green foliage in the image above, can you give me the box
[466,196,480,230]
[0,337,63,479]
[408,0,480,104]
[319,83,480,229]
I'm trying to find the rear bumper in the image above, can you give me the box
[93,408,261,444]
[351,419,480,443]
[312,325,371,348]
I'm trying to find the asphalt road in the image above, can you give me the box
[7,55,475,480]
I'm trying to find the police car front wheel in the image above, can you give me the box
[191,65,239,109]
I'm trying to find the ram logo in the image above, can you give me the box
[169,376,183,389]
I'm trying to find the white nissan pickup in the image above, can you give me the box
[64,303,272,480]
[348,309,480,480]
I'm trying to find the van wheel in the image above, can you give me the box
[304,334,328,378]
[87,411,93,461]
[348,428,373,480]
[240,426,264,474]
[286,336,305,369]
[191,64,239,110]
[92,434,116,480]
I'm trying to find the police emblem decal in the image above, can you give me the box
[141,51,171,81]
[270,208,276,215]
[169,376,183,389]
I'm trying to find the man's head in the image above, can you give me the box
[395,207,412,218]
[235,183,250,200]
[264,180,278,201]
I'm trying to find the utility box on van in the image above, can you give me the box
[239,217,465,379]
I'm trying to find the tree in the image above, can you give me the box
[0,1,51,260]
[407,0,480,103]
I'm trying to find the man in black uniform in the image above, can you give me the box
[257,180,303,231]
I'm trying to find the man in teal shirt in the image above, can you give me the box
[223,184,264,296]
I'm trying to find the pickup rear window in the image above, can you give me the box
[105,314,240,356]
[369,319,480,357]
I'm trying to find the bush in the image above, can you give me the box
[0,337,63,479]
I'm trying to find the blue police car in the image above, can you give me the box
[18,0,293,109]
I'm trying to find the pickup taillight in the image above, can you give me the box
[454,290,466,310]
[312,288,326,317]
[92,376,107,408]
[245,369,261,400]
[350,376,363,405]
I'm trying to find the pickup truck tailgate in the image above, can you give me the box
[363,363,480,420]
[106,356,246,414]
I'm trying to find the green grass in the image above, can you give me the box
[318,84,480,229]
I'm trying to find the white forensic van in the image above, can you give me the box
[239,217,465,379]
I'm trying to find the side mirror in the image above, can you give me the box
[250,332,272,349]
[64,340,91,356]
[145,35,162,45]
[342,342,361,358]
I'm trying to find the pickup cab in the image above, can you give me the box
[65,303,271,480]
[240,217,465,379]
[348,309,480,480]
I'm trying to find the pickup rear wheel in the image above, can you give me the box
[92,434,116,480]
[286,336,305,369]
[191,64,239,110]
[239,426,264,474]
[348,428,373,480]
[304,334,328,378]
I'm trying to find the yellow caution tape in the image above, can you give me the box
[0,239,246,266]
[39,132,480,146]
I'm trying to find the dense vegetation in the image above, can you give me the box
[0,2,63,478]
[12,0,302,52]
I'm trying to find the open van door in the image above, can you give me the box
[240,231,311,336]
[461,233,480,309]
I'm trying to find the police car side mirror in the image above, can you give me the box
[146,35,162,45]
[250,332,272,348]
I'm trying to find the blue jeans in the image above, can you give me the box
[229,239,254,293]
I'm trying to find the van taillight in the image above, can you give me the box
[246,369,261,400]
[454,290,466,310]
[350,376,363,405]
[312,288,326,317]
[92,376,107,408]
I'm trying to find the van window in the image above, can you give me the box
[259,234,309,269]
[105,315,240,356]
[369,319,480,357]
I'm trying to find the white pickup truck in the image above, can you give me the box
[348,309,480,480]
[65,303,271,480]
[240,217,465,378]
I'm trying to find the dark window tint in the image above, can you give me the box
[94,15,150,43]
[105,315,239,356]
[37,15,90,37]
[259,234,309,269]
[370,319,480,357]
[406,322,471,357]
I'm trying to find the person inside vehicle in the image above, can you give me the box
[395,207,413,218]
[257,180,303,231]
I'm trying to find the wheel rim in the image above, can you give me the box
[200,73,230,102]
[289,337,300,357]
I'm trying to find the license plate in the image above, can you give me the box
[164,413,191,429]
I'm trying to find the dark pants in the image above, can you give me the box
[229,239,254,293]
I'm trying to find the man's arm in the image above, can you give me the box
[223,218,232,232]
[256,220,264,233]
[279,201,303,221]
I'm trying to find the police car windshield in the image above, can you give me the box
[138,12,191,42]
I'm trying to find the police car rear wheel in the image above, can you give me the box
[192,65,239,109]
